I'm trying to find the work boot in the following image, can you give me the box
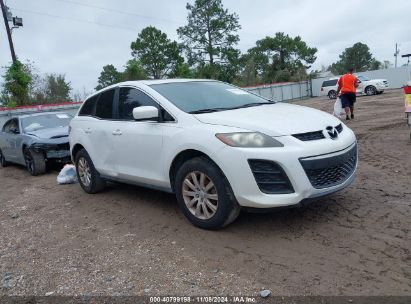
[351,113,354,119]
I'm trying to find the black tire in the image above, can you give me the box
[75,148,106,194]
[23,147,46,176]
[174,156,240,230]
[328,90,337,99]
[0,148,10,167]
[365,86,376,96]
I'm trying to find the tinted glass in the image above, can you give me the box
[150,81,270,113]
[118,87,158,120]
[95,89,115,119]
[79,95,98,116]
[21,113,72,132]
[322,79,338,87]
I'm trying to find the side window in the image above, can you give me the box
[95,89,115,119]
[3,119,19,134]
[118,87,158,120]
[79,95,98,116]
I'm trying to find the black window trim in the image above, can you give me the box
[79,88,118,121]
[115,85,177,123]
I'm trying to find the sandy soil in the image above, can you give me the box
[0,89,410,297]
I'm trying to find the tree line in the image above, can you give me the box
[2,0,385,107]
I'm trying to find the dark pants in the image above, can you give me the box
[341,92,356,108]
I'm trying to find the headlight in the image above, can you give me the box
[215,132,284,148]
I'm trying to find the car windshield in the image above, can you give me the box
[358,75,370,81]
[149,81,273,113]
[22,113,72,132]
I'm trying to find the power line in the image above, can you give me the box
[9,6,257,50]
[53,0,183,25]
[10,7,141,32]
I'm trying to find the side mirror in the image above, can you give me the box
[357,80,362,83]
[132,106,159,121]
[10,128,19,134]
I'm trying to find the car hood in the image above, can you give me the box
[25,126,69,139]
[193,103,341,136]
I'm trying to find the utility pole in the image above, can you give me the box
[0,0,17,63]
[394,43,400,68]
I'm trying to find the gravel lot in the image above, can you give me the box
[0,89,410,297]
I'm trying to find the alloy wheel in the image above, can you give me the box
[182,171,219,220]
[78,157,92,187]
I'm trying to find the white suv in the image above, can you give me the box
[321,75,389,99]
[69,80,357,229]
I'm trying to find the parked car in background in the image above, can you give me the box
[70,80,357,229]
[0,112,72,175]
[321,75,389,99]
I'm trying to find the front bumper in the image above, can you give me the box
[30,142,71,160]
[215,131,357,208]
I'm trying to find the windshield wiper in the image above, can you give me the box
[226,101,275,110]
[189,108,229,114]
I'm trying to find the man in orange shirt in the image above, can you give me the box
[336,67,358,120]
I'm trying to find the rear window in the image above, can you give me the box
[95,89,115,119]
[79,95,98,116]
[322,79,338,87]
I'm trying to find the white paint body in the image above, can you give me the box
[69,80,357,208]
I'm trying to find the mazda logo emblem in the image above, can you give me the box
[326,126,338,139]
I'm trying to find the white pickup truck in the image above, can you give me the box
[321,75,389,99]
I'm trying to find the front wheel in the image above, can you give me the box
[175,157,240,230]
[75,148,106,194]
[23,147,46,176]
[365,86,376,96]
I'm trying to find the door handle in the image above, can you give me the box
[112,129,122,136]
[84,128,92,134]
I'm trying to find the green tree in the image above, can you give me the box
[328,42,380,74]
[177,0,241,77]
[95,64,122,90]
[244,33,317,83]
[44,74,72,103]
[2,60,32,106]
[130,26,183,79]
[122,59,147,81]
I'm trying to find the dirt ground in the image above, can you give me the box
[0,89,410,297]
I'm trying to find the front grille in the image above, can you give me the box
[293,124,344,142]
[31,142,70,152]
[299,144,357,189]
[248,160,294,194]
[293,131,325,141]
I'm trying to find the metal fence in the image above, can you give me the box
[245,81,311,102]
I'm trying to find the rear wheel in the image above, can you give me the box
[175,157,240,230]
[365,86,376,96]
[328,90,337,99]
[23,147,46,176]
[0,148,9,167]
[75,148,106,194]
